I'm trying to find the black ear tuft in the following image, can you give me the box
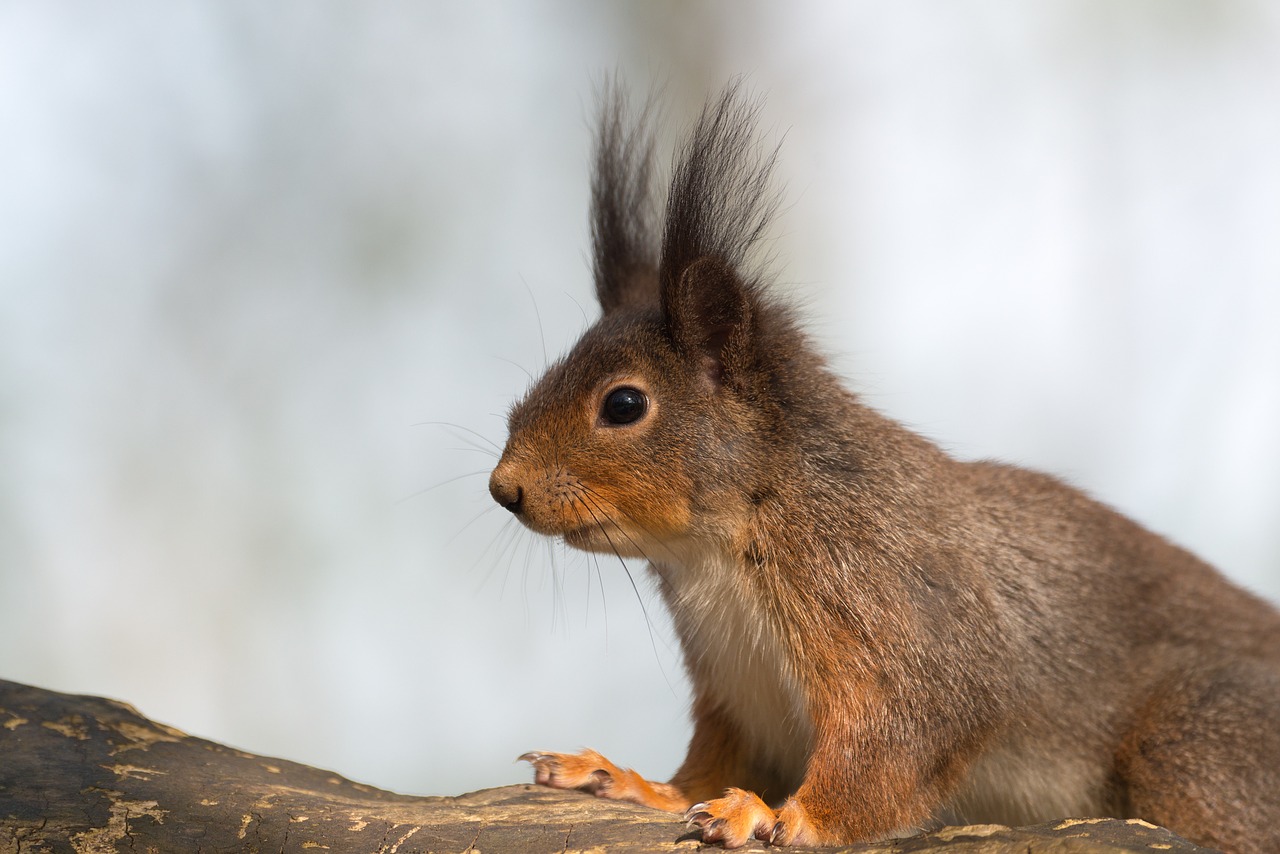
[591,81,660,315]
[659,80,780,306]
[663,256,756,386]
[656,80,779,386]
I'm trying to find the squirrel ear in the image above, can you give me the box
[662,256,756,386]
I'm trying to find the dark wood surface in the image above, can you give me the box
[0,679,1215,853]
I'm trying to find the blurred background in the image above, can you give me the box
[1,1,1278,798]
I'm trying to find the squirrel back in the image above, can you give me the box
[491,82,1280,851]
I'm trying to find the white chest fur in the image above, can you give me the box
[653,544,813,786]
[947,739,1105,827]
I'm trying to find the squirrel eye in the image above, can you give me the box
[601,387,647,425]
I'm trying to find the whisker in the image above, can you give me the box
[555,549,572,634]
[519,274,550,371]
[564,292,591,329]
[569,503,609,644]
[445,502,503,548]
[556,535,603,641]
[518,527,545,607]
[547,534,582,630]
[576,494,675,691]
[472,513,516,570]
[475,515,523,597]
[578,484,680,567]
[493,355,534,383]
[575,489,681,661]
[398,469,492,504]
[412,421,504,453]
[570,501,609,647]
[591,550,611,646]
[520,526,540,626]
[445,446,501,458]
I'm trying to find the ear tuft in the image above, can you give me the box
[658,80,780,306]
[663,256,756,385]
[655,80,779,386]
[591,82,661,315]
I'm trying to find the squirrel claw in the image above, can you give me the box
[700,817,729,844]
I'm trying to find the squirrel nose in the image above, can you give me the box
[489,469,524,514]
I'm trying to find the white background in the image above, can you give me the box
[1,1,1277,797]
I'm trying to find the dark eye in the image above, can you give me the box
[601,387,647,425]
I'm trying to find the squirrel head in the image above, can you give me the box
[490,82,809,558]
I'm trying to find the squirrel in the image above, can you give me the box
[487,82,1280,851]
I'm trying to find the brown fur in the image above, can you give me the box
[489,82,1280,851]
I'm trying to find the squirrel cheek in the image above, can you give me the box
[595,481,693,542]
[634,495,692,538]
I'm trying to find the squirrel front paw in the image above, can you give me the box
[685,788,777,848]
[519,748,617,795]
[685,790,819,848]
[519,748,690,813]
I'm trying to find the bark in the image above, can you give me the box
[0,679,1213,853]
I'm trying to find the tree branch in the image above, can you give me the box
[0,680,1211,853]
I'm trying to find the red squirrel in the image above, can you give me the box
[487,83,1280,851]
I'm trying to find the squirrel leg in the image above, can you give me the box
[688,722,947,847]
[668,696,758,804]
[677,698,828,848]
[519,748,691,812]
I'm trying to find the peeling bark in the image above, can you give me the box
[0,680,1213,853]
